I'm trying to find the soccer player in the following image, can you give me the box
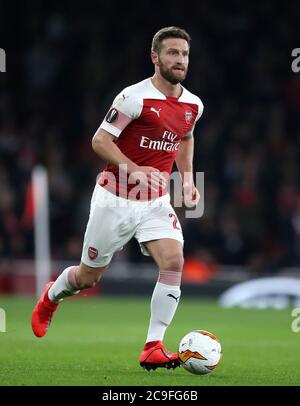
[31,26,204,370]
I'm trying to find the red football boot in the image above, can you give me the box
[31,282,59,337]
[139,340,181,370]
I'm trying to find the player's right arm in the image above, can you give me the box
[92,129,165,191]
[92,89,166,190]
[92,128,138,175]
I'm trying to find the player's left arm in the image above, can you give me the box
[175,130,200,207]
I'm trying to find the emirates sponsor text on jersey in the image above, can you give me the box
[140,130,180,151]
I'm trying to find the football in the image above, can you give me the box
[178,330,222,375]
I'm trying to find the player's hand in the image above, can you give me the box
[130,166,167,191]
[183,182,200,208]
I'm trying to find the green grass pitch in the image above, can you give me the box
[0,295,299,386]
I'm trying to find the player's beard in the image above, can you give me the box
[158,58,187,85]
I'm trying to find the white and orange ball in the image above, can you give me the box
[178,330,222,375]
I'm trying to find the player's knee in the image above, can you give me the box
[77,279,97,289]
[76,266,107,289]
[76,275,100,289]
[161,252,184,272]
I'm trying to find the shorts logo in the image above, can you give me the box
[88,247,98,260]
[185,111,192,124]
[105,108,119,123]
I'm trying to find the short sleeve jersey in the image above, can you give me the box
[98,77,204,199]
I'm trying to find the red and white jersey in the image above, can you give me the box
[98,77,204,200]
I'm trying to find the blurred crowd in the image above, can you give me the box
[0,1,300,271]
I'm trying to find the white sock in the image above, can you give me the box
[146,282,181,343]
[48,266,80,303]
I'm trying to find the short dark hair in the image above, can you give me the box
[151,26,191,54]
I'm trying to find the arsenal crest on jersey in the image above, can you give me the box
[185,111,193,124]
[88,246,98,260]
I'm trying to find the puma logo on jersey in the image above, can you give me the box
[150,107,162,117]
[167,294,180,302]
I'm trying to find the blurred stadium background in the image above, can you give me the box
[1,1,300,297]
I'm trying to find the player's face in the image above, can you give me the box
[157,38,189,85]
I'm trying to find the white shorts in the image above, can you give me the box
[81,183,184,267]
